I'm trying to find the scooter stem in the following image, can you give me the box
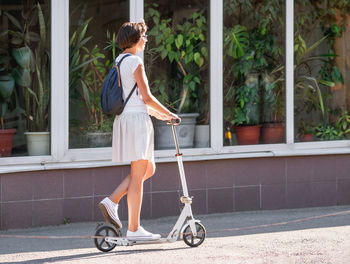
[171,123,189,198]
[171,124,180,155]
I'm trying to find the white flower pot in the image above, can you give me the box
[194,124,210,148]
[153,113,199,150]
[87,132,112,148]
[24,132,50,156]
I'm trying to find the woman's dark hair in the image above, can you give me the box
[117,21,147,50]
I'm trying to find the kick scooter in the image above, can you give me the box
[94,119,206,252]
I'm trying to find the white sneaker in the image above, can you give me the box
[126,226,161,241]
[98,197,122,229]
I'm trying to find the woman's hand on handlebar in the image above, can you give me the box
[166,112,181,125]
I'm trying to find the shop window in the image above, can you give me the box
[294,1,350,143]
[223,0,286,146]
[0,0,51,157]
[69,0,129,149]
[144,0,210,150]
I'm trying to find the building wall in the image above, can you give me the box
[1,154,350,230]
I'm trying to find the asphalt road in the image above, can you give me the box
[1,205,350,264]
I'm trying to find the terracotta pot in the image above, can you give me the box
[235,125,262,145]
[300,134,314,142]
[261,123,285,144]
[0,129,16,157]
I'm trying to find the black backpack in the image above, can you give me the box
[101,54,138,115]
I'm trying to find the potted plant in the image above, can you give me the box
[232,73,262,145]
[80,44,114,148]
[194,82,210,148]
[261,72,285,144]
[297,120,316,142]
[7,3,50,155]
[146,4,208,149]
[223,26,265,145]
[315,124,340,141]
[0,52,16,157]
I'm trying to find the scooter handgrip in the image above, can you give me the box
[166,118,181,125]
[173,118,181,124]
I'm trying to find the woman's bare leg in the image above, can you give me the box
[127,159,149,231]
[109,174,131,204]
[109,160,156,204]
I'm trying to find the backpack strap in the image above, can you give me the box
[124,83,138,105]
[114,54,138,104]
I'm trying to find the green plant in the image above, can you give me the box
[224,25,282,125]
[146,4,208,114]
[261,73,284,123]
[294,0,350,132]
[7,3,50,132]
[0,54,15,129]
[315,124,340,140]
[69,17,97,98]
[298,120,316,137]
[335,111,350,139]
[104,30,121,62]
[62,217,71,225]
[270,34,336,120]
[232,73,260,126]
[80,44,113,132]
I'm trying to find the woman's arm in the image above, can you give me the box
[134,63,178,120]
[147,106,169,120]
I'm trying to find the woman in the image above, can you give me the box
[99,21,179,241]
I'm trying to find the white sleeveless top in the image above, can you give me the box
[115,53,148,114]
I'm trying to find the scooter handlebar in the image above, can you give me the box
[167,118,181,125]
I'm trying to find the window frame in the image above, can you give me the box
[1,0,350,174]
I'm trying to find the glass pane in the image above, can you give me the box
[144,1,210,150]
[0,0,51,157]
[294,1,350,142]
[223,0,286,146]
[69,0,129,149]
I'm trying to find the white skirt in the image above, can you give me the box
[112,111,154,163]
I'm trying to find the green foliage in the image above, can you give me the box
[224,25,249,59]
[80,45,112,132]
[6,3,50,132]
[104,30,121,61]
[0,54,15,128]
[224,24,282,125]
[315,124,340,140]
[294,0,350,129]
[335,111,350,139]
[69,17,97,96]
[232,74,260,125]
[274,34,336,118]
[62,217,71,225]
[297,120,316,136]
[146,4,208,114]
[223,0,285,126]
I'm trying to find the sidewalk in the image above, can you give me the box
[1,205,350,264]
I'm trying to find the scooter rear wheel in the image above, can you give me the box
[94,225,121,252]
[183,222,206,247]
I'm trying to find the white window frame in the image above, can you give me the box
[1,0,350,174]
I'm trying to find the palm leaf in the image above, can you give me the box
[4,12,23,32]
[37,3,46,47]
[71,57,99,73]
[80,80,91,109]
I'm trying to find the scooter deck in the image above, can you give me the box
[105,236,174,246]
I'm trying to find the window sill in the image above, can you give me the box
[1,143,350,174]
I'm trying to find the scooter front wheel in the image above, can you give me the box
[183,222,206,247]
[94,225,121,252]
